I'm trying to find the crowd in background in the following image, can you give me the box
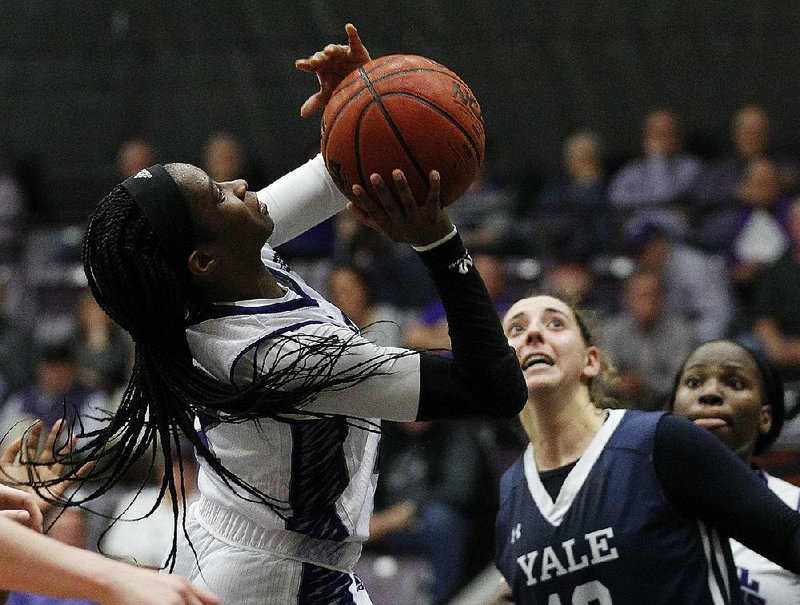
[1,101,800,603]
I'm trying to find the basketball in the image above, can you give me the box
[321,54,485,207]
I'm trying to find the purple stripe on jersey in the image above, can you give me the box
[228,320,329,384]
[267,265,316,300]
[297,562,357,605]
[185,297,320,326]
[286,418,350,542]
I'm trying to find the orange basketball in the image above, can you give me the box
[321,54,485,207]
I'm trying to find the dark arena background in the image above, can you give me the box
[1,2,799,221]
[2,3,800,604]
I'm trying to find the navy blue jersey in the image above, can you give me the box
[495,409,742,604]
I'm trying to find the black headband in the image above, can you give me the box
[121,164,193,277]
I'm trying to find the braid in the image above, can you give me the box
[28,185,399,570]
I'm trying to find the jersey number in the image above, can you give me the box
[547,580,612,605]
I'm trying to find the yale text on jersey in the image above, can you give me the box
[516,527,619,586]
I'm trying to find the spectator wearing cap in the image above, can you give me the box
[0,342,109,444]
[624,217,734,343]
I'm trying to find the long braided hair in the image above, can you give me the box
[34,182,400,569]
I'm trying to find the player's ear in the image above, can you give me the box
[581,346,601,382]
[759,404,773,436]
[188,248,216,276]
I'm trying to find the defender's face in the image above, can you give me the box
[502,295,598,395]
[672,341,770,459]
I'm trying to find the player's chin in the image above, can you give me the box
[524,373,559,394]
[262,218,275,240]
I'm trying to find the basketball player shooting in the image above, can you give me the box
[26,23,526,605]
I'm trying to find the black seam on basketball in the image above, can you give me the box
[353,67,370,190]
[361,69,429,186]
[323,86,371,152]
[324,66,473,153]
[377,92,484,164]
[354,105,368,192]
[368,68,465,85]
[366,67,456,80]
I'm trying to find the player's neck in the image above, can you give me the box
[521,395,606,471]
[195,264,284,302]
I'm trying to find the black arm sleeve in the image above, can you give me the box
[413,232,527,420]
[653,413,800,573]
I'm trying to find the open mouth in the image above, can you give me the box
[522,353,554,370]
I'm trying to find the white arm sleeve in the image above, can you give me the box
[259,154,349,248]
[232,323,422,422]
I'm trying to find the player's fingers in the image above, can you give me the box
[345,199,377,230]
[345,23,363,50]
[192,584,220,605]
[295,49,329,71]
[75,460,96,479]
[22,420,43,464]
[391,170,418,216]
[1,436,22,465]
[345,23,359,39]
[348,188,387,231]
[45,419,66,459]
[294,59,315,73]
[345,23,370,61]
[367,173,404,222]
[349,182,386,223]
[0,509,32,526]
[0,497,43,533]
[422,170,443,210]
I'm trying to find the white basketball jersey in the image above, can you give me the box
[731,472,800,605]
[184,245,420,570]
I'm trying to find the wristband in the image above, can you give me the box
[411,226,458,252]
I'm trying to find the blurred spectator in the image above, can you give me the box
[335,222,437,311]
[201,131,266,188]
[444,163,518,253]
[0,274,36,404]
[601,269,694,410]
[0,146,27,264]
[753,196,800,382]
[6,508,96,605]
[115,138,156,179]
[691,105,799,251]
[539,256,619,317]
[530,131,613,257]
[101,445,199,568]
[325,263,409,348]
[727,158,792,323]
[0,343,109,446]
[608,108,704,234]
[624,217,733,342]
[367,420,496,605]
[69,289,132,395]
[404,252,513,350]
